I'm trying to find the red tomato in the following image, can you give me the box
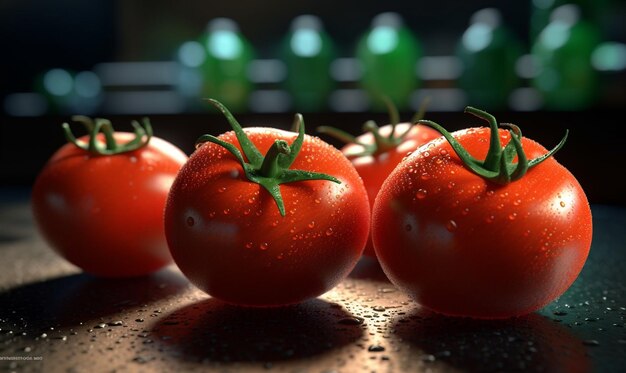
[32,118,188,277]
[164,100,370,306]
[372,108,592,318]
[338,123,441,257]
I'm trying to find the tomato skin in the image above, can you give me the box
[164,128,370,306]
[342,123,441,257]
[32,133,188,277]
[372,127,592,318]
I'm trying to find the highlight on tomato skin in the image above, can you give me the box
[164,99,371,307]
[371,108,593,319]
[31,117,188,277]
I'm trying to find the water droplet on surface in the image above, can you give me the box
[186,216,195,227]
[338,317,364,325]
[446,220,457,232]
[420,173,430,180]
[582,339,600,346]
[368,345,385,352]
[325,228,334,236]
[218,186,226,193]
[485,215,495,223]
[245,242,254,249]
[416,189,428,199]
[223,209,230,215]
[259,242,269,251]
[508,213,517,221]
[372,306,386,312]
[314,198,321,204]
[461,207,470,216]
[514,199,522,206]
[553,310,567,316]
[308,221,315,229]
[447,181,455,189]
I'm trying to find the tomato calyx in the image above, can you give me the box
[418,107,569,184]
[62,116,153,155]
[195,99,340,217]
[318,98,429,158]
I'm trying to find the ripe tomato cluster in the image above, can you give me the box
[32,100,592,318]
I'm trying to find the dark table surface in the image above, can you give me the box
[1,189,625,373]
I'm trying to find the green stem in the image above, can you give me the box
[197,99,341,217]
[62,116,152,155]
[465,107,502,171]
[260,140,290,178]
[417,108,569,185]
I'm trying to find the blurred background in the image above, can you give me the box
[1,0,625,203]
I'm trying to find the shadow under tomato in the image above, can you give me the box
[392,308,590,372]
[0,268,189,330]
[150,297,364,363]
[348,256,391,282]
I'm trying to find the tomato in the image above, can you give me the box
[372,107,592,318]
[319,105,441,257]
[32,117,188,277]
[164,100,370,307]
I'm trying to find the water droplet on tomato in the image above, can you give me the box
[486,190,495,197]
[508,213,517,220]
[325,228,334,236]
[514,199,522,206]
[423,151,430,157]
[462,207,470,216]
[416,189,428,199]
[259,242,269,251]
[420,173,430,180]
[446,220,457,232]
[485,215,495,223]
[447,181,455,189]
[218,186,226,193]
[186,216,195,227]
[308,221,315,229]
[276,253,284,260]
[314,198,321,204]
[243,208,251,216]
[271,220,279,227]
[223,209,230,215]
[256,209,263,216]
[248,197,255,204]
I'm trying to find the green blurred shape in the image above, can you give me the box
[530,0,609,42]
[532,4,601,110]
[356,12,421,110]
[199,18,254,112]
[456,8,523,110]
[281,15,336,112]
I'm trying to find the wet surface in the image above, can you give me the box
[1,196,625,372]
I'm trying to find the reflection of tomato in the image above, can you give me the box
[319,115,441,257]
[165,100,370,306]
[32,117,188,277]
[372,108,592,318]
